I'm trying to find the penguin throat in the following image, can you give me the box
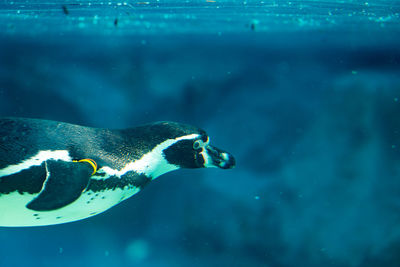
[99,134,200,179]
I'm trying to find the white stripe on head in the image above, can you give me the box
[0,150,72,177]
[100,133,200,179]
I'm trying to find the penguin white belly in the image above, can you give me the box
[0,185,140,227]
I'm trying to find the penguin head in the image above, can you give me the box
[160,122,236,170]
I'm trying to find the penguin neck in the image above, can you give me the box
[120,133,199,179]
[132,139,182,179]
[140,134,200,178]
[100,134,199,179]
[99,138,183,180]
[149,157,180,179]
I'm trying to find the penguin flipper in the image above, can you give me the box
[26,160,93,211]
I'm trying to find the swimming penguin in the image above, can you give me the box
[0,117,235,227]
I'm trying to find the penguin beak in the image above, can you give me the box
[204,145,236,169]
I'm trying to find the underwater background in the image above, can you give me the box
[1,0,400,266]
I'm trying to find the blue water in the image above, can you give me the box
[1,0,400,266]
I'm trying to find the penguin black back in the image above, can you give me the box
[0,118,98,169]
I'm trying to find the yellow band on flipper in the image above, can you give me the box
[73,159,97,175]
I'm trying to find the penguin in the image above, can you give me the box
[0,117,235,227]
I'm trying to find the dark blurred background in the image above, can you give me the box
[1,1,400,266]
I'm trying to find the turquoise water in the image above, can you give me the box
[1,1,400,266]
[1,0,400,35]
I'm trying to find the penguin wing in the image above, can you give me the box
[26,160,93,211]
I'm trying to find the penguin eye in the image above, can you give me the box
[193,140,203,150]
